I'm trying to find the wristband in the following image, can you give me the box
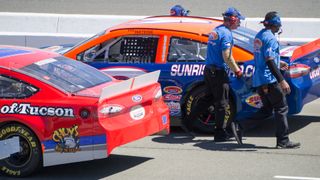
[235,70,242,77]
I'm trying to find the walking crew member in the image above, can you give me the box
[252,11,300,148]
[204,7,244,142]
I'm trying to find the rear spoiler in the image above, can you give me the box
[99,70,160,102]
[291,38,320,62]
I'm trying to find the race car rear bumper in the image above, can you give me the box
[100,100,170,155]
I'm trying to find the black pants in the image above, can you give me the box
[257,83,289,144]
[204,65,229,132]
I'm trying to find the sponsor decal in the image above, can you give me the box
[130,105,145,120]
[132,94,142,103]
[245,94,262,108]
[0,103,74,117]
[166,101,181,115]
[53,125,80,153]
[209,31,219,40]
[171,63,254,78]
[163,94,182,101]
[254,38,263,52]
[163,86,183,94]
[228,64,255,78]
[185,95,194,116]
[171,64,205,77]
[310,66,320,79]
[0,125,37,147]
[1,166,21,176]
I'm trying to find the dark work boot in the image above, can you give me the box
[214,129,229,142]
[276,141,301,149]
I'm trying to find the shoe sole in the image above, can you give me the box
[276,145,300,149]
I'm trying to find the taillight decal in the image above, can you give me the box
[285,64,310,78]
[99,104,124,115]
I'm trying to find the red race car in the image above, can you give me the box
[0,46,169,177]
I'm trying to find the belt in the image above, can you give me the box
[206,64,224,71]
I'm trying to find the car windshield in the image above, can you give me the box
[19,56,112,93]
[64,30,106,54]
[233,26,256,53]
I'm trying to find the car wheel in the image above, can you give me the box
[0,123,42,177]
[182,85,235,134]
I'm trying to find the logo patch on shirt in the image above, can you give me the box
[254,38,263,52]
[209,31,219,40]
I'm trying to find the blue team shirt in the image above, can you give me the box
[206,25,233,69]
[252,29,280,87]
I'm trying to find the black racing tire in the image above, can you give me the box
[182,85,235,134]
[0,123,42,177]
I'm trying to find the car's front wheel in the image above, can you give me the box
[182,85,235,134]
[0,123,42,177]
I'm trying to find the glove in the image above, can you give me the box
[235,70,243,79]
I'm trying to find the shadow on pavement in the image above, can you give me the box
[244,115,320,137]
[194,141,275,152]
[152,129,273,152]
[5,155,152,180]
[152,115,319,151]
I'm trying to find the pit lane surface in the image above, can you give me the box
[4,100,320,180]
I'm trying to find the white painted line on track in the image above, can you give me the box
[274,176,320,180]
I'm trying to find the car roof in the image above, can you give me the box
[108,16,223,36]
[0,46,59,69]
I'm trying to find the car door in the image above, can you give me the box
[161,36,207,116]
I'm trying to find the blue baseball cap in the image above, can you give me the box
[223,7,245,20]
[261,12,282,27]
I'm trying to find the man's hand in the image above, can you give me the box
[279,80,291,94]
[280,61,289,71]
[235,70,243,79]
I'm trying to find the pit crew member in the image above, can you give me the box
[252,11,300,149]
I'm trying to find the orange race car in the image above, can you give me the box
[49,16,320,133]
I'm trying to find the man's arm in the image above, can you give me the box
[265,57,284,82]
[222,48,241,74]
[266,57,291,94]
